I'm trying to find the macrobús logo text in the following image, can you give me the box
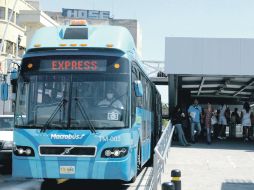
[50,134,85,140]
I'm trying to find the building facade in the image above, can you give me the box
[0,0,58,114]
[0,0,35,73]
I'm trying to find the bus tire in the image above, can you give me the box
[41,179,57,189]
[146,156,154,167]
[129,143,141,183]
[137,142,142,174]
[146,137,155,167]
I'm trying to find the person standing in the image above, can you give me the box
[188,99,202,143]
[218,104,227,140]
[205,103,213,144]
[201,108,206,139]
[172,105,190,146]
[241,102,253,142]
[231,108,240,138]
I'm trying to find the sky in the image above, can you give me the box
[38,0,254,103]
[39,0,254,61]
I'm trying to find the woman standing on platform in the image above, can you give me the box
[205,103,213,144]
[241,102,253,142]
[218,104,227,140]
[172,105,190,146]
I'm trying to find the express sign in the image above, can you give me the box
[40,60,107,72]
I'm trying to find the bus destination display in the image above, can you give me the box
[40,59,107,72]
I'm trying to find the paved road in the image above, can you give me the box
[162,139,254,190]
[0,165,152,190]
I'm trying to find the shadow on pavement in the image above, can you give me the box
[173,138,254,151]
[41,179,131,190]
[221,182,254,190]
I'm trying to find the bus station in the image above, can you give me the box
[0,0,254,190]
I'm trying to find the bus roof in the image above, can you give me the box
[27,25,137,54]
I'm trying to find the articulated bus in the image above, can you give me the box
[13,20,162,183]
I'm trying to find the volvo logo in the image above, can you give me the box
[61,147,74,155]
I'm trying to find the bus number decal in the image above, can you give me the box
[98,136,120,142]
[107,112,119,121]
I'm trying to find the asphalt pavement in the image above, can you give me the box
[0,164,152,190]
[162,139,254,190]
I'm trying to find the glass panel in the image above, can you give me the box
[15,77,29,125]
[71,74,129,128]
[15,73,129,129]
[6,41,14,55]
[0,7,5,20]
[8,9,15,22]
[15,74,70,128]
[0,117,14,130]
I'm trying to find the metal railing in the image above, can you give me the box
[148,121,175,190]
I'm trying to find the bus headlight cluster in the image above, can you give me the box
[101,147,128,158]
[13,145,35,157]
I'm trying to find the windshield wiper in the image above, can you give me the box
[41,98,68,132]
[74,97,96,133]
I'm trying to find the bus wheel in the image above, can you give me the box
[146,139,154,167]
[137,143,142,174]
[146,156,154,167]
[129,143,141,183]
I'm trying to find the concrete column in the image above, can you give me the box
[168,74,178,116]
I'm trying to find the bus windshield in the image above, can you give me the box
[15,55,130,129]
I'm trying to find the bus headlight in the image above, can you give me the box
[101,147,128,158]
[2,141,13,149]
[18,148,24,154]
[14,145,35,157]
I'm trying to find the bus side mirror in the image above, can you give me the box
[134,80,143,97]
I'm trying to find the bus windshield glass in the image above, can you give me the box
[15,55,130,129]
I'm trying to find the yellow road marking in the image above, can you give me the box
[57,179,69,184]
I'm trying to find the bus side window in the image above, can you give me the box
[131,64,140,124]
[141,75,147,109]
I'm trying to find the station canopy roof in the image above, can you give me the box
[181,76,254,101]
[161,37,254,102]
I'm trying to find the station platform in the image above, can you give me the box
[162,140,254,190]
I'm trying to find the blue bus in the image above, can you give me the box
[12,20,162,183]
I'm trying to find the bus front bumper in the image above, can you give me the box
[12,153,136,182]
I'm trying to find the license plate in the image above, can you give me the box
[60,166,75,174]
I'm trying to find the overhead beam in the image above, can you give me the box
[233,80,254,96]
[150,77,168,85]
[182,80,247,86]
[183,87,254,92]
[197,77,206,96]
[215,78,232,95]
[192,94,249,99]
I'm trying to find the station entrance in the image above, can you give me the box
[162,36,254,142]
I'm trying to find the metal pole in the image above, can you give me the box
[171,170,181,190]
[0,0,19,57]
[162,182,175,190]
